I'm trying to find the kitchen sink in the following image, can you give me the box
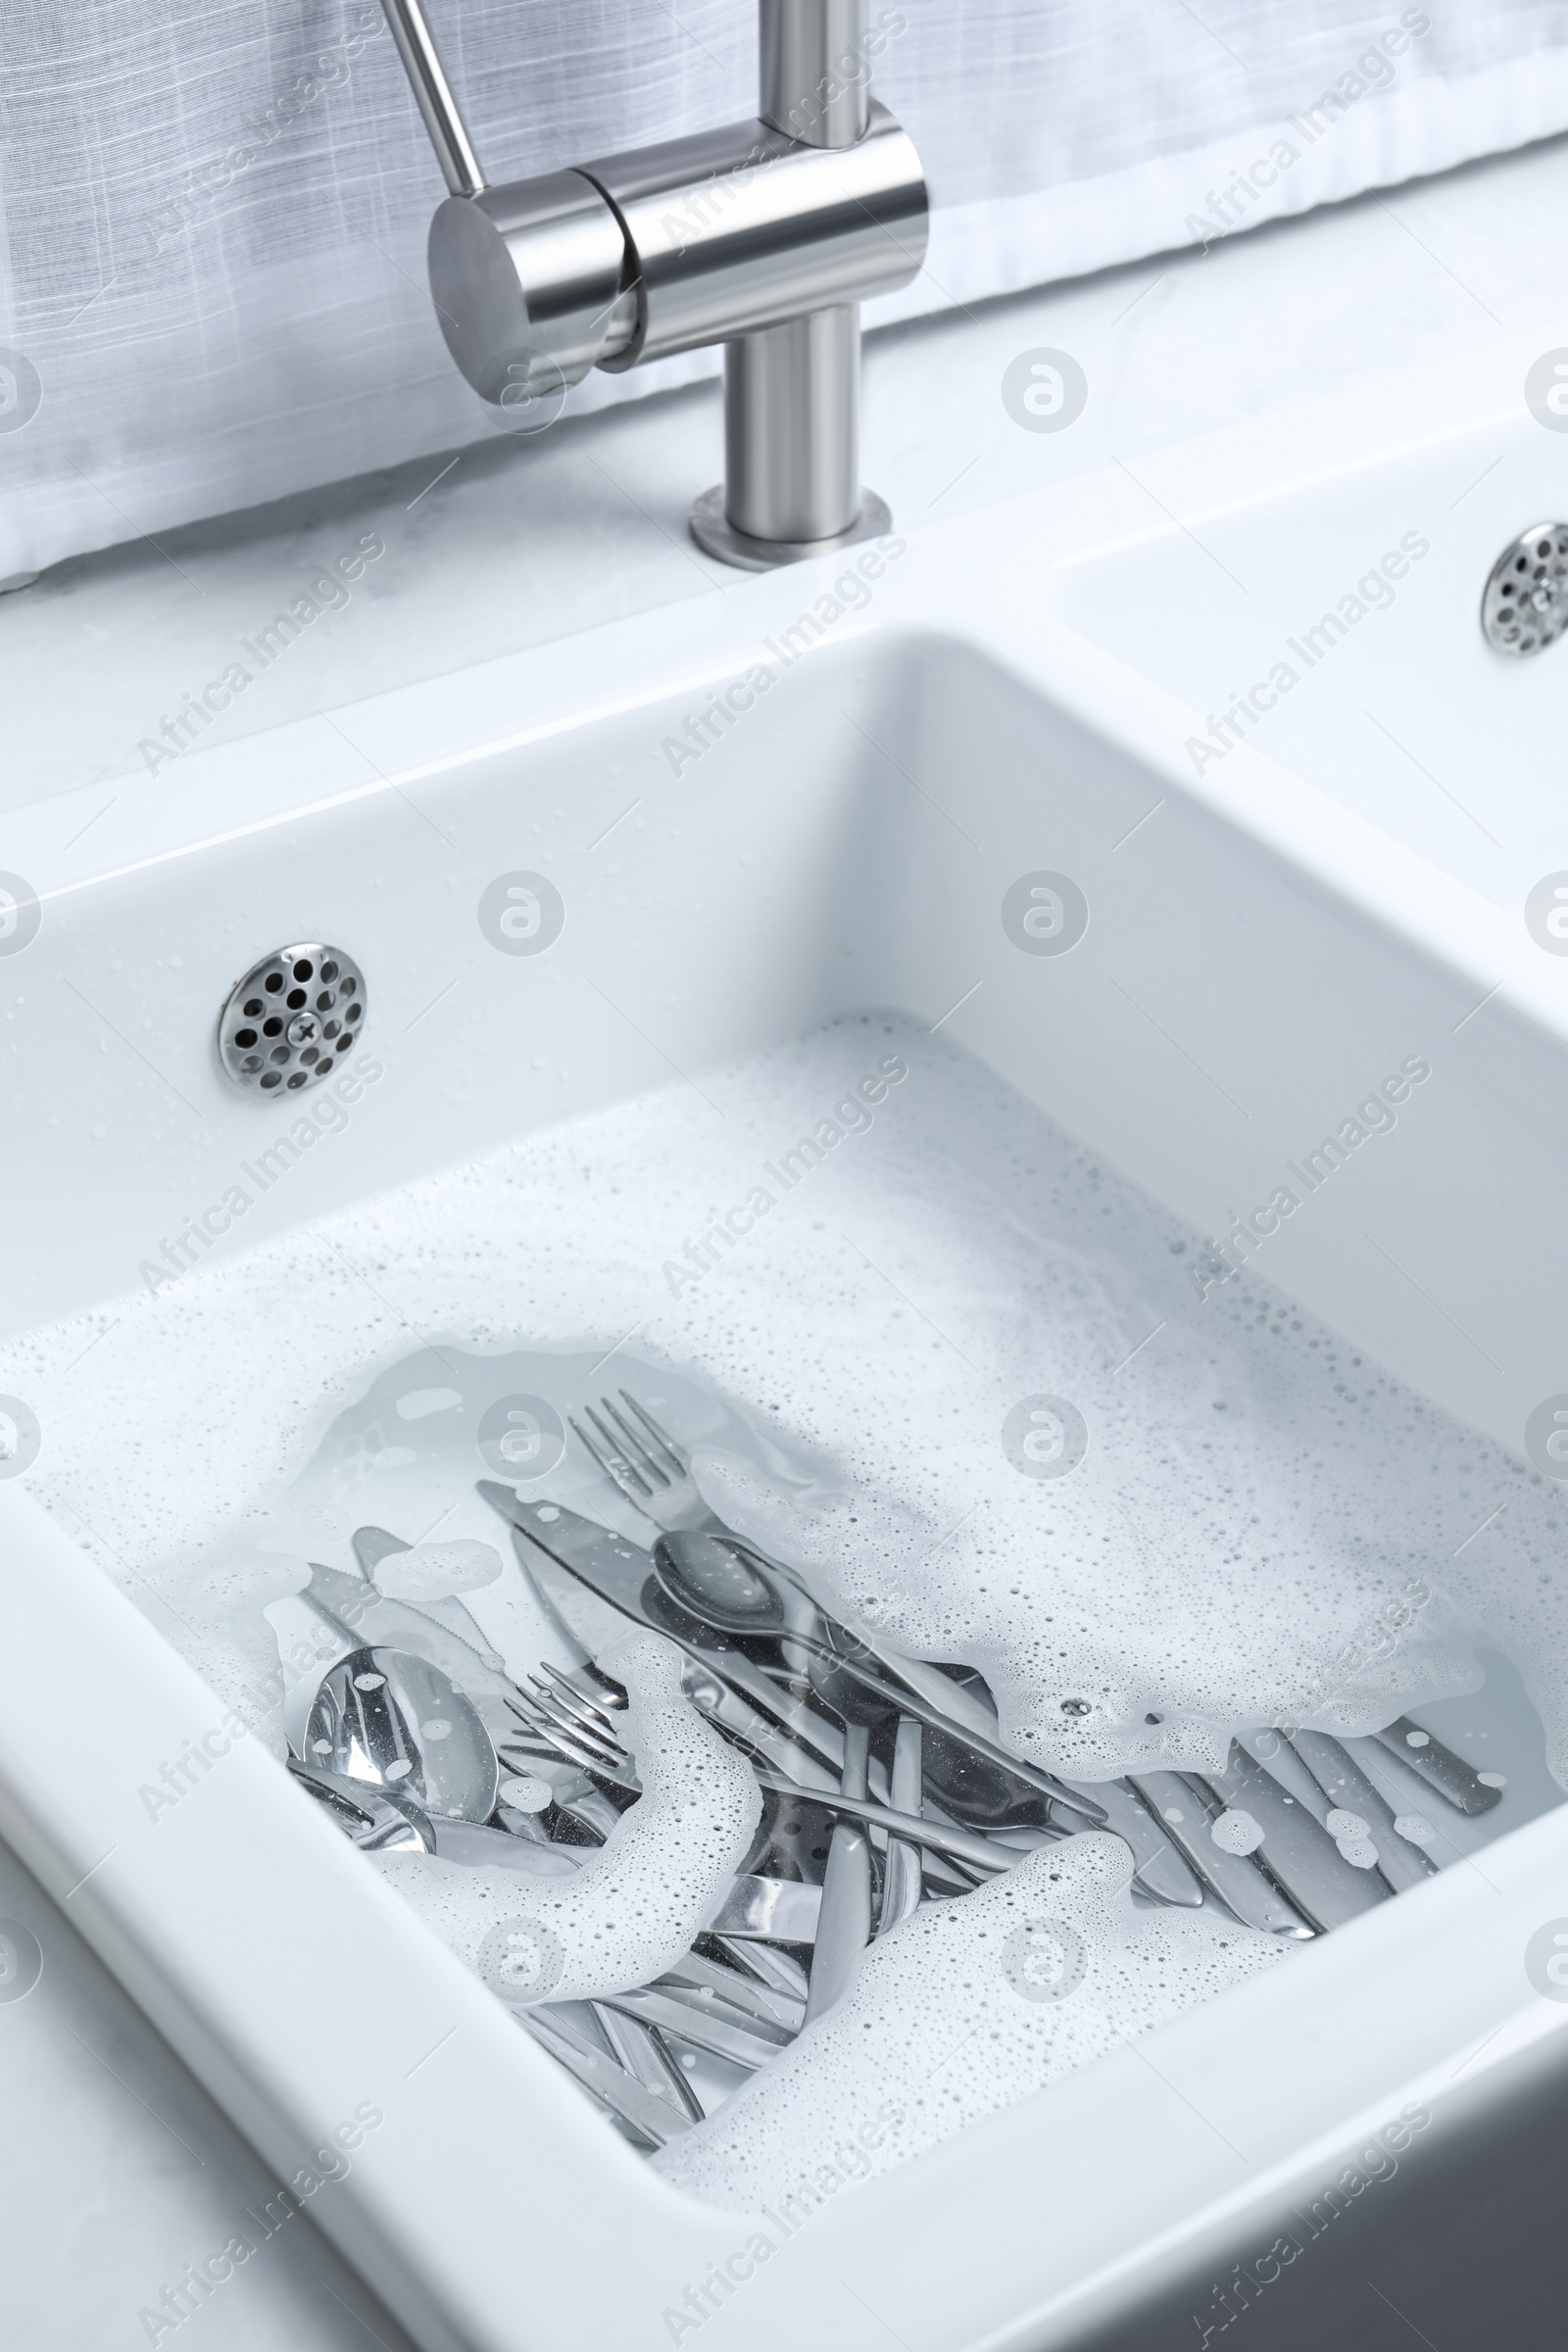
[2,467,1567,2352]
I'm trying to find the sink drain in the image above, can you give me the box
[1482,522,1568,655]
[218,943,366,1097]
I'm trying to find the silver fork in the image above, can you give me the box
[502,1664,643,1794]
[568,1392,722,1534]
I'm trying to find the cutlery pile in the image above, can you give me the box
[287,1390,1504,2149]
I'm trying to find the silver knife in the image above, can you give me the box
[517,2007,693,2145]
[702,1873,823,1944]
[477,1485,846,1771]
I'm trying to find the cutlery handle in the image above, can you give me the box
[827,1650,1105,1821]
[1069,1778,1204,1908]
[1372,1717,1502,1815]
[803,1823,871,2024]
[1200,1743,1387,1933]
[752,1772,1010,1874]
[1288,1729,1438,1892]
[1128,1772,1314,1939]
[877,1716,924,1935]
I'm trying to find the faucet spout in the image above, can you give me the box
[760,0,872,150]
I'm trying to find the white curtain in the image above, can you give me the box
[3,0,1567,582]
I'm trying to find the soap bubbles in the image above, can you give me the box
[1210,1807,1265,1856]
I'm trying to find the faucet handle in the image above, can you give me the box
[381,0,636,409]
[427,173,636,407]
[379,0,487,197]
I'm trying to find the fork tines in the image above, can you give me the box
[510,1690,625,1769]
[614,1393,690,1475]
[569,1392,689,1509]
[535,1664,624,1740]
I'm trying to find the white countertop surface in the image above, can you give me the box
[9,128,1568,817]
[5,126,1568,2352]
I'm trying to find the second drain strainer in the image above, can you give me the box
[1483,522,1568,656]
[218,943,366,1097]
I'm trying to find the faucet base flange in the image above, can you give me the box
[689,486,893,573]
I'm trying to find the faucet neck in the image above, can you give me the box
[759,0,871,150]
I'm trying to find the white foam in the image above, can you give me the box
[371,1539,502,1605]
[6,1012,1563,1785]
[653,1834,1287,2211]
[375,1632,759,2004]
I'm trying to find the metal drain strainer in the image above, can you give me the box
[1483,523,1568,656]
[218,943,366,1097]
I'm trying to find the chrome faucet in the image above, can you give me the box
[379,0,927,568]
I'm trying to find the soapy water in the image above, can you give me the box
[2,1009,1565,2172]
[653,1833,1286,2213]
[376,1633,761,2006]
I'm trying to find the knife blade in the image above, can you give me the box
[477,1484,846,1771]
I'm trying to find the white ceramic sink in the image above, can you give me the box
[1038,354,1568,921]
[2,467,1567,2352]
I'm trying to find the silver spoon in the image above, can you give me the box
[304,1646,499,1824]
[286,1758,432,1853]
[653,1531,1103,1823]
[289,1756,580,1876]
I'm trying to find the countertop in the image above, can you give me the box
[9,129,1568,815]
[5,126,1568,2352]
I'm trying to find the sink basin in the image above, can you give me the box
[2,480,1567,2352]
[1038,355,1565,921]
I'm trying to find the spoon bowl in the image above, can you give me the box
[304,1645,500,1824]
[652,1531,787,1634]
